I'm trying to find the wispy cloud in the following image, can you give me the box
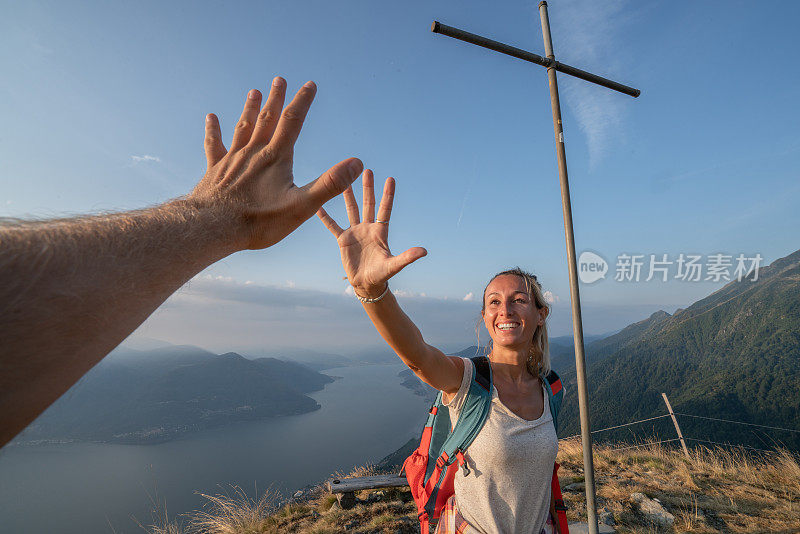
[131,154,161,163]
[134,275,661,355]
[140,276,482,353]
[550,0,637,169]
[543,290,559,304]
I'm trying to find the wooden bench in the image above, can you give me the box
[327,474,408,509]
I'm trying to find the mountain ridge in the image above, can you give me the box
[559,247,800,451]
[15,347,335,445]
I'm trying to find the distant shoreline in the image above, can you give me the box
[10,402,326,447]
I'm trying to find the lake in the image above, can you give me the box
[0,363,431,534]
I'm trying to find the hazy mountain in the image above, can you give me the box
[237,348,356,371]
[120,336,174,351]
[559,248,800,451]
[398,369,437,401]
[17,347,334,444]
[549,333,613,350]
[448,345,489,359]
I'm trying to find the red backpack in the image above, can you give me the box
[402,356,568,534]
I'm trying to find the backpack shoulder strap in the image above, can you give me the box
[542,369,563,431]
[545,370,568,532]
[438,356,493,467]
[472,355,491,390]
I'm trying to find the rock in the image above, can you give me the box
[337,491,356,509]
[631,492,675,527]
[568,522,615,533]
[365,490,387,503]
[599,510,616,526]
[564,482,586,492]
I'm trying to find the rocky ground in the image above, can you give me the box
[147,437,800,533]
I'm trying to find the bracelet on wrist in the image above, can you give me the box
[353,283,389,304]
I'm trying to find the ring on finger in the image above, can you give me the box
[376,219,389,224]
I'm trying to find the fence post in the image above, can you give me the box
[662,393,691,460]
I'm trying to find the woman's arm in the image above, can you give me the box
[317,171,463,394]
[360,290,464,395]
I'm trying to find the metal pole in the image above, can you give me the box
[431,21,640,98]
[537,3,599,533]
[662,393,692,461]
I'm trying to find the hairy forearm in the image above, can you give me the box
[0,199,240,446]
[0,77,363,447]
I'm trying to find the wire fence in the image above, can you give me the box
[673,412,800,435]
[589,414,672,434]
[562,396,799,456]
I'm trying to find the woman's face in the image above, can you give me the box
[482,274,546,350]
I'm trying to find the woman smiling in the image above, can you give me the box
[318,171,562,534]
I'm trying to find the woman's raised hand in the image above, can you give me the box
[317,170,427,298]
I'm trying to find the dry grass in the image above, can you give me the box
[331,463,378,480]
[188,485,280,534]
[557,436,800,533]
[147,440,800,533]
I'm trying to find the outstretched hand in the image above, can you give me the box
[189,77,363,251]
[317,170,427,298]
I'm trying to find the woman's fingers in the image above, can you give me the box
[376,177,395,224]
[316,208,343,238]
[386,247,428,278]
[250,77,286,146]
[343,185,360,226]
[204,114,227,168]
[229,89,262,152]
[362,169,375,223]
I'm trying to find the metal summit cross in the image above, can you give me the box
[431,3,640,533]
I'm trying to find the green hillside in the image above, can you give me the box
[559,248,800,451]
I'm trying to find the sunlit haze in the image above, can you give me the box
[3,0,799,353]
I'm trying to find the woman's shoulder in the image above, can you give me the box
[442,357,472,408]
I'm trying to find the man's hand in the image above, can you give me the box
[189,77,363,251]
[0,77,363,447]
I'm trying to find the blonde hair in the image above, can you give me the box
[481,267,551,377]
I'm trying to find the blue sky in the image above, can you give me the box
[2,1,799,353]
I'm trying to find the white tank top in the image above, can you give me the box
[443,357,559,534]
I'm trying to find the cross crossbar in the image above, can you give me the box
[431,21,640,98]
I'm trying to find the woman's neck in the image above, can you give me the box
[489,344,534,384]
